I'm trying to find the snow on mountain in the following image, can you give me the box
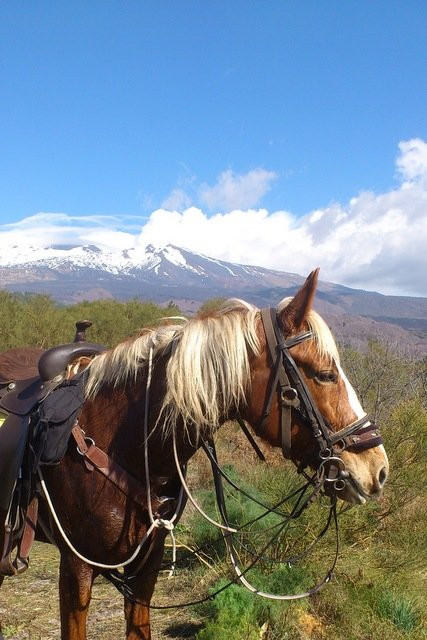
[2,244,122,272]
[1,242,426,355]
[1,244,326,343]
[0,242,291,285]
[0,242,278,291]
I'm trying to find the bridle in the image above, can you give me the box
[258,308,383,490]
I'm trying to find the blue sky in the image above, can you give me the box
[1,2,427,296]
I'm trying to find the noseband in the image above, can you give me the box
[259,308,383,477]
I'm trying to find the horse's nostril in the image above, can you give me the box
[378,466,388,487]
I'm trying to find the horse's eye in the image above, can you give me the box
[315,370,338,384]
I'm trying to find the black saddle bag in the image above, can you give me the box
[31,376,86,465]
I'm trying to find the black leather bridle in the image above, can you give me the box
[258,308,383,485]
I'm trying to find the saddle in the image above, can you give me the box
[0,321,105,576]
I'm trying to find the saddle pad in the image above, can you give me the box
[0,347,44,383]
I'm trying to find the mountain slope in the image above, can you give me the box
[1,243,426,352]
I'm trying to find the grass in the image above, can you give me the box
[1,396,426,639]
[372,588,421,632]
[187,411,427,640]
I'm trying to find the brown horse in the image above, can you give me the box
[0,347,44,384]
[0,270,389,639]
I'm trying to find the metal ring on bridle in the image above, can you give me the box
[318,456,348,482]
[280,387,298,405]
[316,464,326,484]
[332,439,346,453]
[333,478,346,491]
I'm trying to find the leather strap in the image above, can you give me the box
[260,308,298,457]
[14,495,38,574]
[71,423,148,510]
[236,416,266,462]
[0,494,39,576]
[336,425,382,452]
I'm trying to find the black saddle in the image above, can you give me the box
[38,341,104,381]
[0,321,105,506]
[0,321,106,574]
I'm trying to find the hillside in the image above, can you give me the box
[1,243,426,353]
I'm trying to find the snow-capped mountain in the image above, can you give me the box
[1,242,427,353]
[0,243,306,293]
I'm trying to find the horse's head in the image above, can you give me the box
[245,269,389,505]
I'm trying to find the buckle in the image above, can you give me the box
[76,433,95,456]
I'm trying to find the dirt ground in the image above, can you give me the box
[0,542,204,640]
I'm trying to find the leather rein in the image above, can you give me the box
[259,308,383,488]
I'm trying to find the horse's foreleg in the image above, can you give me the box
[124,537,166,640]
[59,552,95,640]
[124,598,151,640]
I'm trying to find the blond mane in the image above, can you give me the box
[85,297,339,434]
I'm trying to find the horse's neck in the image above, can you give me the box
[80,388,144,469]
[80,359,227,481]
[79,384,183,479]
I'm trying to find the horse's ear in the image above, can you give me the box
[279,268,319,333]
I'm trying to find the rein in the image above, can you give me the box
[112,439,339,609]
[203,436,339,601]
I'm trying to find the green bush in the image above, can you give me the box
[0,291,182,350]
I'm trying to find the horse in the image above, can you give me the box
[0,320,95,385]
[0,269,389,640]
[0,347,44,384]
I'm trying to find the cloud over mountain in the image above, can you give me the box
[198,168,278,210]
[1,139,426,297]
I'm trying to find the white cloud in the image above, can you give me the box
[0,212,136,252]
[160,188,192,211]
[396,138,427,183]
[1,140,427,296]
[198,168,277,210]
